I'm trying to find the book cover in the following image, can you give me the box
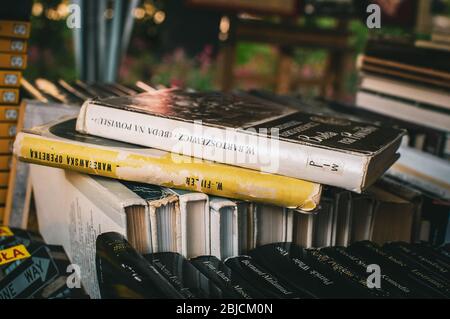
[15,117,321,210]
[144,252,224,299]
[95,232,183,299]
[348,241,450,298]
[30,165,151,298]
[190,255,268,299]
[248,242,365,298]
[304,247,390,298]
[383,242,450,284]
[75,89,405,192]
[320,246,427,298]
[224,255,300,299]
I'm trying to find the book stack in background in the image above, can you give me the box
[356,39,450,159]
[354,38,450,245]
[16,78,445,298]
[0,10,31,223]
[13,79,450,298]
[416,15,450,52]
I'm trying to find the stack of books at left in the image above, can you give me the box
[0,1,32,222]
[0,226,89,298]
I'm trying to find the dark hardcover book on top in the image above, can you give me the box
[76,89,406,192]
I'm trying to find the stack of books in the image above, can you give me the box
[353,38,450,246]
[14,79,432,298]
[356,39,450,159]
[0,1,32,222]
[416,15,450,52]
[0,226,89,299]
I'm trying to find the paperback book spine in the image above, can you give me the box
[0,71,21,87]
[13,132,321,210]
[0,21,31,39]
[76,103,369,192]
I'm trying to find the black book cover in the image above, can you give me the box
[348,241,450,298]
[0,245,59,299]
[436,245,450,258]
[410,243,450,275]
[303,248,390,298]
[87,89,405,156]
[31,245,90,299]
[190,255,266,299]
[382,242,450,284]
[95,232,183,299]
[0,240,47,279]
[320,246,428,298]
[224,255,301,299]
[248,242,370,298]
[144,252,224,299]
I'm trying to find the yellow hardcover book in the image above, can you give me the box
[0,105,19,121]
[0,138,14,154]
[0,123,16,138]
[0,21,31,39]
[0,38,27,53]
[0,172,9,187]
[0,155,11,170]
[0,70,21,87]
[0,88,19,104]
[0,53,27,69]
[14,118,322,210]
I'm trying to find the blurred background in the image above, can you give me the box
[24,0,450,103]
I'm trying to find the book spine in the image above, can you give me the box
[0,88,19,104]
[0,106,19,121]
[76,102,368,192]
[0,39,27,53]
[0,21,31,39]
[0,71,21,87]
[0,53,27,70]
[14,132,321,210]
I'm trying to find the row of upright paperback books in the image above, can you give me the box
[0,14,31,221]
[13,76,449,299]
